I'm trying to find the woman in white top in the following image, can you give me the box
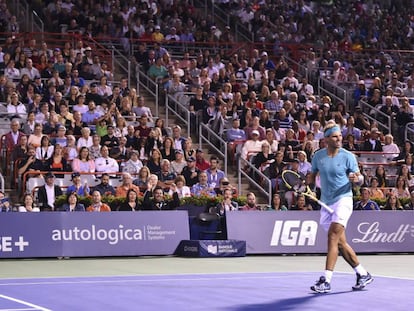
[382,134,400,160]
[64,135,79,161]
[76,127,93,151]
[18,194,40,212]
[168,175,191,198]
[4,59,20,80]
[35,135,54,161]
[7,92,26,115]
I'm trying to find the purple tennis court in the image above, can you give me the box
[0,269,412,310]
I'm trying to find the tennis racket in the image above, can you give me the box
[281,170,334,214]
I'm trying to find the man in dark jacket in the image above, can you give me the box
[142,185,180,210]
[37,172,63,211]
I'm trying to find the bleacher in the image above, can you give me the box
[1,0,414,213]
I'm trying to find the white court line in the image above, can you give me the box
[0,275,284,287]
[0,308,38,310]
[0,294,51,311]
[0,272,412,288]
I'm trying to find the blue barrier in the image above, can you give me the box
[226,211,414,254]
[0,211,189,258]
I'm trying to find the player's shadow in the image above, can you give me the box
[229,290,352,311]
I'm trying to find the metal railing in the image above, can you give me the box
[111,46,131,88]
[31,10,44,35]
[405,122,414,142]
[136,67,160,117]
[199,123,228,176]
[237,157,272,207]
[358,99,392,135]
[318,77,348,108]
[165,93,191,136]
[193,0,253,42]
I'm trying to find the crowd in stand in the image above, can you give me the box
[1,0,414,213]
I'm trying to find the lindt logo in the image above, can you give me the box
[352,222,414,243]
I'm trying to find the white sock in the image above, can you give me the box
[353,264,367,276]
[324,270,333,283]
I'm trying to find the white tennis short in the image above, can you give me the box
[319,196,353,232]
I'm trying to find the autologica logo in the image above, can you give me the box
[51,224,143,245]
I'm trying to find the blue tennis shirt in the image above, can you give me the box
[311,147,359,205]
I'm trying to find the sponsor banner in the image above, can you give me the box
[226,211,414,254]
[176,240,246,257]
[0,212,189,258]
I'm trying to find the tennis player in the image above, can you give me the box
[310,122,373,293]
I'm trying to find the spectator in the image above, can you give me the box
[403,191,414,210]
[382,134,400,161]
[18,193,40,212]
[132,96,153,121]
[343,134,359,152]
[382,193,403,211]
[142,185,180,211]
[87,190,111,212]
[92,173,116,196]
[374,165,388,188]
[393,141,414,162]
[240,192,261,211]
[181,156,200,187]
[116,172,141,198]
[297,150,312,176]
[48,143,69,174]
[95,146,119,174]
[210,187,239,216]
[205,156,225,189]
[391,176,410,200]
[81,100,102,132]
[52,125,68,147]
[72,146,95,173]
[354,188,380,211]
[0,191,12,212]
[122,150,143,175]
[369,177,386,200]
[191,171,216,197]
[100,125,120,150]
[35,135,54,168]
[290,194,313,211]
[58,190,86,211]
[267,193,288,211]
[157,159,176,190]
[171,149,187,175]
[252,141,275,172]
[168,175,191,199]
[7,92,26,115]
[77,127,93,151]
[360,128,383,152]
[240,129,263,161]
[4,119,25,151]
[17,145,39,177]
[133,166,151,192]
[66,172,90,197]
[117,189,141,211]
[147,148,162,175]
[37,172,63,211]
[11,134,28,162]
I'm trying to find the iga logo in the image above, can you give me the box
[270,220,318,246]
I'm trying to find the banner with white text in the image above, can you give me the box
[0,212,190,258]
[226,211,414,254]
